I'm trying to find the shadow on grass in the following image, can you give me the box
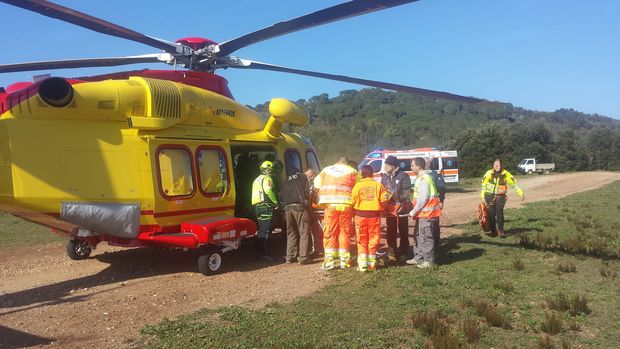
[437,234,486,265]
[504,227,543,235]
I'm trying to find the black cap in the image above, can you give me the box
[385,155,398,167]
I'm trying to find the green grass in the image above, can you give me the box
[0,213,62,248]
[134,181,620,349]
[505,181,620,258]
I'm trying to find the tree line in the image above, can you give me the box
[253,89,620,178]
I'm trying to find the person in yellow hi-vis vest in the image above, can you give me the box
[251,161,279,260]
[481,159,524,238]
[407,157,442,269]
[351,165,390,272]
[314,157,357,270]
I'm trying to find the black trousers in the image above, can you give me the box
[485,194,506,235]
[254,204,274,256]
[386,215,410,256]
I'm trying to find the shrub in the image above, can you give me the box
[474,299,489,316]
[484,306,511,329]
[462,318,481,344]
[427,332,466,349]
[561,338,571,349]
[546,292,591,316]
[568,319,581,332]
[409,310,448,337]
[512,258,525,271]
[569,294,591,316]
[540,312,563,335]
[537,335,554,349]
[546,292,570,312]
[556,262,576,273]
[600,265,618,277]
[493,280,515,293]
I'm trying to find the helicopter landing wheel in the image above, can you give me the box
[67,239,92,260]
[198,250,224,275]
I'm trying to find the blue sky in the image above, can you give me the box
[1,0,619,118]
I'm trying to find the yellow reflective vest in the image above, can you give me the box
[480,169,524,199]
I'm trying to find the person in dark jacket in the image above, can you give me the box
[380,155,412,262]
[282,167,312,264]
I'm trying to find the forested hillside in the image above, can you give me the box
[253,89,620,177]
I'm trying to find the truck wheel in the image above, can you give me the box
[527,170,533,175]
[543,169,550,175]
[198,251,224,275]
[67,239,91,260]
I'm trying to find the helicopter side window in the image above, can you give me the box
[157,147,194,197]
[306,150,321,173]
[285,149,302,176]
[197,147,228,195]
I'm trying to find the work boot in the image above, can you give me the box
[405,258,419,266]
[340,258,352,269]
[321,258,335,271]
[417,261,433,269]
[498,230,507,238]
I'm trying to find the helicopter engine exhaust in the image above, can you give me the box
[38,77,74,108]
[263,98,308,140]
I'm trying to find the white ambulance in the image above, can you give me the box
[359,148,459,183]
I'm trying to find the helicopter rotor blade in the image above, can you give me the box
[0,0,183,54]
[0,54,171,73]
[225,58,487,104]
[216,0,419,56]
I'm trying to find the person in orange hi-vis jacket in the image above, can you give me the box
[314,156,358,270]
[352,165,390,272]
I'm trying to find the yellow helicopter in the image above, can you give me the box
[0,0,485,275]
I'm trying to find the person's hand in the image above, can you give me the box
[517,188,525,201]
[408,210,416,219]
[439,202,444,209]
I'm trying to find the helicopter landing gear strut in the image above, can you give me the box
[66,239,92,260]
[197,239,240,276]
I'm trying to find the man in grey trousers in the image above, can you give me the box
[282,167,312,264]
[406,157,442,269]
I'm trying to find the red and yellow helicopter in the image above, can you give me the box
[0,0,485,275]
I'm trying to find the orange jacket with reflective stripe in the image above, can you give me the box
[413,173,442,219]
[352,178,390,212]
[314,164,357,206]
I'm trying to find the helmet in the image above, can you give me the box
[260,161,274,170]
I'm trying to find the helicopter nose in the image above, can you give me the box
[38,77,73,108]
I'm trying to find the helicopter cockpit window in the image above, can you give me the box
[285,149,302,176]
[158,148,194,197]
[197,148,228,195]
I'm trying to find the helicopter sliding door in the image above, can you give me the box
[150,140,235,229]
[230,143,277,219]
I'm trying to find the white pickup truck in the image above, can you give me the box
[518,158,555,175]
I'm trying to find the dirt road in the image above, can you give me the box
[1,171,618,349]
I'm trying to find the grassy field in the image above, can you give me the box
[0,213,62,247]
[135,181,620,349]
